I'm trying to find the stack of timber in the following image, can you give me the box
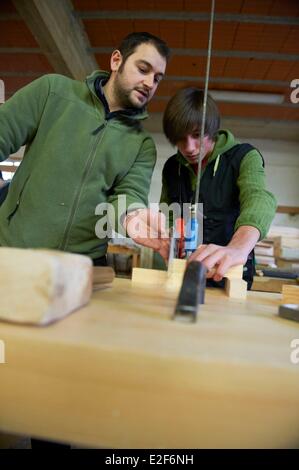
[252,225,299,292]
[254,240,276,268]
[267,226,299,270]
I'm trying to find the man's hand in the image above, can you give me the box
[188,244,248,282]
[123,208,170,261]
[188,226,260,281]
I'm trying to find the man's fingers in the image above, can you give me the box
[213,256,234,280]
[188,244,207,262]
[189,244,223,263]
[191,248,225,271]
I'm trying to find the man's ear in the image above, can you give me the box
[110,50,123,72]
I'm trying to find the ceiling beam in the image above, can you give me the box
[153,96,297,109]
[2,11,299,26]
[0,79,4,103]
[90,47,299,62]
[164,76,289,87]
[0,48,41,53]
[12,0,97,79]
[1,47,297,63]
[76,11,299,25]
[1,47,298,62]
[0,72,289,88]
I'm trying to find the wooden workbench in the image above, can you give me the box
[0,279,299,448]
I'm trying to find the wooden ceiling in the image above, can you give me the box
[1,0,299,139]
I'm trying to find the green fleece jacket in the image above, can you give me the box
[160,129,277,240]
[0,71,156,258]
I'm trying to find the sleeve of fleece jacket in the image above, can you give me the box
[107,135,157,235]
[0,76,50,160]
[235,149,277,240]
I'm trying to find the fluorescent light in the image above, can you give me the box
[0,79,4,104]
[209,90,284,105]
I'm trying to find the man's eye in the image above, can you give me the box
[139,67,147,73]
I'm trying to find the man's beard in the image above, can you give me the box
[113,77,146,110]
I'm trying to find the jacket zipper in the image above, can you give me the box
[59,122,107,250]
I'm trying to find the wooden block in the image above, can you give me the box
[225,265,243,280]
[131,262,244,293]
[274,236,299,250]
[92,267,115,285]
[209,265,243,280]
[282,285,299,304]
[131,267,167,286]
[167,258,186,275]
[166,259,186,291]
[225,278,247,299]
[252,276,297,293]
[0,247,92,325]
[166,272,185,291]
[273,237,282,258]
[267,225,299,239]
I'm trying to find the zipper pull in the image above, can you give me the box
[213,154,221,176]
[91,123,105,135]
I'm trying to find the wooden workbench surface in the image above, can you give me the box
[0,279,299,448]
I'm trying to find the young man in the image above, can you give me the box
[160,87,277,287]
[0,32,170,263]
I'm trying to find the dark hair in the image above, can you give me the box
[118,32,171,65]
[163,88,220,145]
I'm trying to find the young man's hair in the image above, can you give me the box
[163,88,220,145]
[118,32,171,66]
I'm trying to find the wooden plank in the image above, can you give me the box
[0,280,299,448]
[276,206,299,215]
[207,264,243,280]
[132,267,167,286]
[12,0,97,79]
[133,263,244,295]
[0,247,92,325]
[282,285,299,304]
[108,244,140,255]
[92,266,115,289]
[225,278,247,299]
[252,276,297,293]
[267,226,299,239]
[225,264,243,280]
[166,259,186,290]
[167,258,186,276]
[0,164,17,173]
[108,244,141,268]
[280,238,299,249]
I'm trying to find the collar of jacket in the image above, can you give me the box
[85,70,149,122]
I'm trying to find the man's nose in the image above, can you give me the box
[185,136,198,153]
[143,74,155,89]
